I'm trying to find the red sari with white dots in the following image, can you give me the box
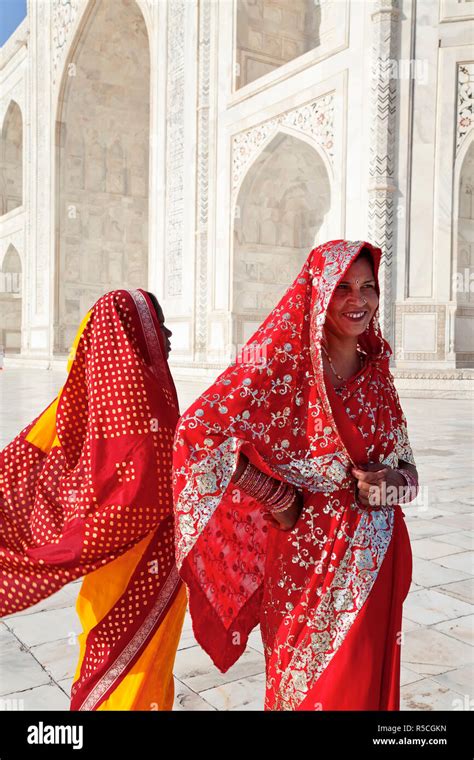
[0,289,185,709]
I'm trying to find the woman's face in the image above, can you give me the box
[324,256,379,340]
[154,301,172,358]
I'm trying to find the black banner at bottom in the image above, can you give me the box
[0,709,471,758]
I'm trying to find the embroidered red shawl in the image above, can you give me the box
[173,239,415,688]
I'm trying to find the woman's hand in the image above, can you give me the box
[262,488,304,531]
[232,453,304,530]
[351,464,407,509]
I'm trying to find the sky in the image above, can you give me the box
[0,0,27,46]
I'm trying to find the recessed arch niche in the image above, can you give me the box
[233,131,331,344]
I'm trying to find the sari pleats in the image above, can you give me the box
[296,505,412,710]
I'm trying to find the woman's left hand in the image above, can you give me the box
[351,464,406,509]
[262,488,304,531]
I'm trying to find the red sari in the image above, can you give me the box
[0,289,185,710]
[173,239,416,711]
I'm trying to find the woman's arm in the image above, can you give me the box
[231,452,303,531]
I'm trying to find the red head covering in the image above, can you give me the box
[173,240,414,673]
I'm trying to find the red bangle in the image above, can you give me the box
[234,459,298,513]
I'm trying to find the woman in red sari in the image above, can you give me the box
[0,288,186,710]
[173,239,419,711]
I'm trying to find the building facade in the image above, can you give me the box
[1,0,473,397]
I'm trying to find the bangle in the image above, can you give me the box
[234,459,299,514]
[268,488,298,514]
[397,467,419,504]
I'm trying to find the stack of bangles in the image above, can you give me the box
[397,468,419,504]
[234,458,298,514]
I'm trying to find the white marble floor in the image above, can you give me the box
[0,368,472,711]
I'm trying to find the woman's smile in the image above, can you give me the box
[341,309,368,322]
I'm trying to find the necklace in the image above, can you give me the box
[321,343,365,382]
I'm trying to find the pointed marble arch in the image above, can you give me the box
[233,129,333,240]
[51,0,154,92]
[53,0,152,354]
[231,114,335,210]
[452,131,474,302]
[0,243,23,354]
[0,98,23,134]
[231,127,334,346]
[0,241,23,277]
[450,132,474,367]
[1,100,23,216]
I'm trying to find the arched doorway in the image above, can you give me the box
[0,100,23,216]
[0,244,22,354]
[233,131,331,344]
[55,0,150,353]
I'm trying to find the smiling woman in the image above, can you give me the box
[173,239,420,711]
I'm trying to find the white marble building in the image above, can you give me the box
[0,0,473,397]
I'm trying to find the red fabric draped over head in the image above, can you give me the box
[0,289,179,617]
[173,239,414,673]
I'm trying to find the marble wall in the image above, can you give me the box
[0,65,25,356]
[0,0,473,392]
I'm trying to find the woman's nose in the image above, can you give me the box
[347,288,367,304]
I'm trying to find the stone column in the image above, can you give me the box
[367,0,400,348]
[194,0,215,363]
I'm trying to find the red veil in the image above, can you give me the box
[173,240,415,710]
[0,289,184,708]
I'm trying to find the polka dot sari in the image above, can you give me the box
[0,289,186,710]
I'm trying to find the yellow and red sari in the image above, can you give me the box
[0,289,187,710]
[173,240,416,711]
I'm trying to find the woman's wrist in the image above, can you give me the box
[388,468,407,489]
[396,467,419,504]
[233,456,299,514]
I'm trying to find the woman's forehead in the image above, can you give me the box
[340,258,375,281]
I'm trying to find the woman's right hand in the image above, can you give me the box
[263,488,303,531]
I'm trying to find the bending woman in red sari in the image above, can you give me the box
[0,289,186,710]
[173,239,419,711]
